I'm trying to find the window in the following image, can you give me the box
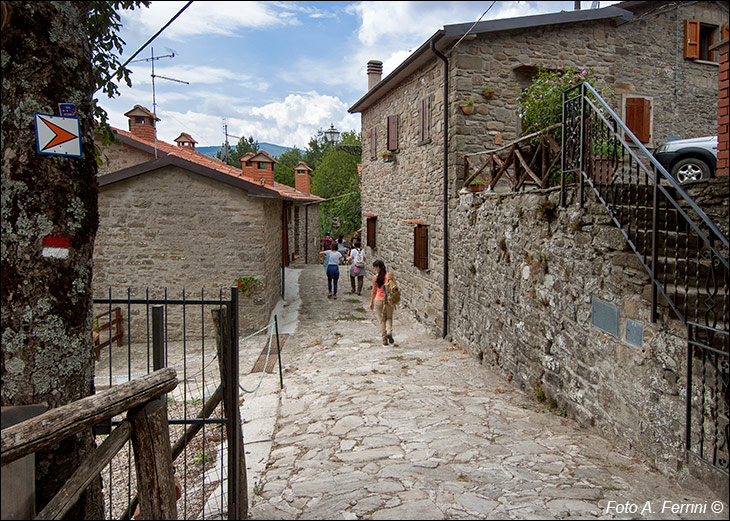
[387,115,398,151]
[366,216,377,249]
[369,127,377,160]
[624,97,652,144]
[414,225,428,269]
[246,161,252,167]
[685,20,725,62]
[418,96,431,145]
[135,117,145,125]
[258,162,268,170]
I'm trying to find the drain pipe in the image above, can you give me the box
[431,36,449,339]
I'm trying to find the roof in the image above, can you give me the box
[348,5,633,114]
[294,161,313,172]
[174,132,197,144]
[124,105,160,121]
[99,128,322,203]
[243,150,279,164]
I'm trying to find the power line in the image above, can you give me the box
[453,1,497,49]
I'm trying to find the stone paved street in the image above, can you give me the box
[245,264,727,520]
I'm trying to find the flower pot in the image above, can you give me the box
[382,155,394,163]
[482,89,495,99]
[470,183,486,193]
[460,103,475,115]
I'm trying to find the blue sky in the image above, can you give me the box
[101,1,618,148]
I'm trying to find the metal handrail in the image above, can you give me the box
[565,82,729,250]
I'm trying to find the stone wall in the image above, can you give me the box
[292,204,321,265]
[448,180,728,478]
[93,167,281,340]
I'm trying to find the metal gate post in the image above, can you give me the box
[275,315,284,389]
[578,83,586,209]
[227,286,240,519]
[152,305,165,371]
[560,88,567,208]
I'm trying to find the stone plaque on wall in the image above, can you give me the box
[591,296,619,337]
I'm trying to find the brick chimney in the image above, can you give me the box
[240,151,278,186]
[124,105,159,142]
[293,161,313,194]
[174,132,197,150]
[367,60,383,91]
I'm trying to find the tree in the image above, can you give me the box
[2,2,146,517]
[216,135,259,168]
[303,128,327,168]
[274,147,303,187]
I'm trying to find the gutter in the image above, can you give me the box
[430,35,449,339]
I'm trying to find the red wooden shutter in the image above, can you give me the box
[419,97,431,143]
[366,217,377,249]
[625,97,651,143]
[387,115,398,151]
[370,127,377,159]
[685,19,700,59]
[722,25,729,41]
[414,226,428,269]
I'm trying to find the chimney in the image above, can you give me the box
[241,151,277,186]
[293,161,313,194]
[367,60,383,91]
[174,132,197,150]
[124,105,159,142]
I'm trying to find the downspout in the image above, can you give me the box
[431,36,449,339]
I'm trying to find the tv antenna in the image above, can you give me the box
[221,118,242,163]
[131,47,189,157]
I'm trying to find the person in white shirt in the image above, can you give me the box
[322,242,342,299]
[347,240,366,295]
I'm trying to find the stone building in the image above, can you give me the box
[349,1,729,489]
[350,0,728,335]
[93,106,321,337]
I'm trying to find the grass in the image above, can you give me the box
[337,314,366,321]
[346,298,359,303]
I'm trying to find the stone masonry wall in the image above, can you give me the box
[449,181,728,478]
[93,167,281,340]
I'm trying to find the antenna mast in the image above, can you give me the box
[131,47,189,158]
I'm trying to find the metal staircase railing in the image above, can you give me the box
[561,82,729,477]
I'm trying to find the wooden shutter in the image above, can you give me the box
[684,19,700,59]
[419,97,431,143]
[414,226,428,270]
[722,25,729,40]
[366,217,376,249]
[625,97,651,143]
[387,115,398,151]
[370,127,377,159]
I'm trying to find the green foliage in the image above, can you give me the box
[274,147,304,187]
[463,98,475,105]
[235,276,261,297]
[89,1,150,152]
[217,136,259,168]
[311,146,361,237]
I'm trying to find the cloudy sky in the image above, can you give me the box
[101,1,618,148]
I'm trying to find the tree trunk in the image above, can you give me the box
[1,2,102,518]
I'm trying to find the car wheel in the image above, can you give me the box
[671,158,710,183]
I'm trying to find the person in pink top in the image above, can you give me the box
[369,260,395,346]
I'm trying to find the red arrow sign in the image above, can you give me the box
[39,116,78,150]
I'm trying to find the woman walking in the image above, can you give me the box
[369,260,395,345]
[323,241,342,299]
[347,239,366,295]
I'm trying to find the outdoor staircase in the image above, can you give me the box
[562,82,729,478]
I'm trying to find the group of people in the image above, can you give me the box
[321,232,397,346]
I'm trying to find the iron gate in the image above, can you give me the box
[93,287,245,519]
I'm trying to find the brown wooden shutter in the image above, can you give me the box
[685,19,700,59]
[366,217,377,249]
[387,115,398,151]
[370,127,377,159]
[419,97,431,143]
[625,97,651,143]
[414,226,428,269]
[722,25,729,41]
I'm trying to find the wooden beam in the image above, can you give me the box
[1,368,178,466]
[35,421,133,521]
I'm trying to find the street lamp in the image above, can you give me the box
[324,123,340,146]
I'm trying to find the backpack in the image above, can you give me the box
[354,249,366,268]
[384,277,400,306]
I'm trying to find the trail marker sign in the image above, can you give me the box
[34,113,81,157]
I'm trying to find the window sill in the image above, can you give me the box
[417,138,432,146]
[692,59,719,66]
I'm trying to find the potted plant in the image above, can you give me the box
[591,140,621,183]
[482,85,495,99]
[469,178,486,192]
[380,150,395,163]
[460,98,475,115]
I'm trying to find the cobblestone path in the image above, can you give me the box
[247,264,726,520]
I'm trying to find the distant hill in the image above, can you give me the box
[196,142,291,159]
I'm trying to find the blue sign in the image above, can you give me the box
[58,103,77,117]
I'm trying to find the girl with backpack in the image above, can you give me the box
[347,240,366,295]
[369,260,396,345]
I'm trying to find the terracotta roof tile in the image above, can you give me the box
[112,127,322,203]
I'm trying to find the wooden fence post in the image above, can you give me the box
[129,400,177,520]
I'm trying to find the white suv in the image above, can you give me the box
[653,136,718,184]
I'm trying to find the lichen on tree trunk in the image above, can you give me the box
[1,2,102,518]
